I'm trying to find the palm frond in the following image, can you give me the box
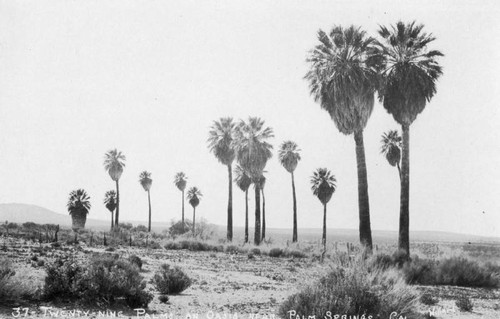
[67,189,91,215]
[310,168,337,205]
[278,140,301,173]
[139,171,153,191]
[234,165,252,192]
[207,117,236,166]
[174,172,187,191]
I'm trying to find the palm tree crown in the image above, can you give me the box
[174,172,187,192]
[381,130,402,167]
[376,21,443,125]
[187,187,202,208]
[139,171,153,191]
[232,117,274,181]
[103,190,117,212]
[310,168,337,205]
[67,189,91,215]
[305,25,380,134]
[103,149,126,181]
[234,165,252,192]
[278,141,301,173]
[207,117,236,165]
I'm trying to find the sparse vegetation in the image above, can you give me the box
[456,295,474,312]
[152,264,192,295]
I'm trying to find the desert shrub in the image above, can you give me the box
[128,255,143,270]
[279,259,420,319]
[152,264,192,295]
[392,249,410,267]
[269,248,283,258]
[118,223,133,230]
[164,241,181,250]
[285,250,307,259]
[0,258,37,305]
[169,221,191,236]
[158,294,169,303]
[369,253,395,270]
[44,257,83,300]
[435,257,499,288]
[147,240,162,250]
[455,295,473,312]
[226,245,246,254]
[402,257,437,285]
[420,292,439,306]
[105,247,115,252]
[132,225,148,232]
[250,248,261,255]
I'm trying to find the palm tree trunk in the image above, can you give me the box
[399,124,410,257]
[292,172,298,242]
[148,190,151,232]
[110,212,114,230]
[397,162,402,181]
[322,203,327,248]
[181,190,185,232]
[227,164,233,242]
[244,189,249,243]
[254,184,261,246]
[353,131,373,252]
[261,189,266,241]
[192,207,196,235]
[115,180,120,227]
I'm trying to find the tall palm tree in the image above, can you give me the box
[376,21,443,257]
[103,149,126,226]
[234,164,252,243]
[232,117,273,245]
[278,141,301,242]
[139,171,153,232]
[67,189,91,231]
[310,168,337,248]
[381,130,402,178]
[255,174,267,240]
[186,187,202,235]
[207,117,236,241]
[174,172,187,231]
[305,25,379,251]
[103,190,117,230]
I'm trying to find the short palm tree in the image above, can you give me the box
[103,190,117,230]
[207,117,236,241]
[234,165,252,243]
[381,130,402,178]
[278,141,301,242]
[139,171,153,232]
[376,21,443,257]
[103,149,126,226]
[305,25,379,251]
[67,189,91,231]
[174,172,187,231]
[232,117,273,245]
[186,187,202,235]
[255,174,267,241]
[310,169,337,248]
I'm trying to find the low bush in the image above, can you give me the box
[279,259,420,319]
[250,248,261,256]
[158,294,169,303]
[402,257,437,285]
[152,264,192,295]
[44,257,83,300]
[455,295,473,312]
[128,255,143,270]
[226,245,246,254]
[435,257,499,288]
[269,248,283,258]
[420,292,439,306]
[0,258,37,305]
[285,250,307,259]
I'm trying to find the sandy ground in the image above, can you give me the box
[0,242,499,319]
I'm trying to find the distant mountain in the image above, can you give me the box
[0,203,498,243]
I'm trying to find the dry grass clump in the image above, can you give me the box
[0,257,40,305]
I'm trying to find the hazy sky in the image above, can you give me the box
[0,0,499,238]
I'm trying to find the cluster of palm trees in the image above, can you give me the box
[65,20,442,258]
[304,21,442,257]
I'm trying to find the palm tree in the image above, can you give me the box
[381,130,402,178]
[103,149,126,226]
[310,169,337,248]
[103,190,117,230]
[376,21,443,257]
[139,171,153,232]
[207,117,236,241]
[255,174,267,241]
[234,164,252,243]
[186,187,202,235]
[305,25,379,251]
[232,117,273,245]
[174,172,187,231]
[278,141,301,242]
[67,189,91,231]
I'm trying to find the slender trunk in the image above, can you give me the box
[399,124,410,257]
[353,131,373,252]
[254,184,261,246]
[110,211,114,231]
[192,207,196,235]
[291,172,298,242]
[261,189,266,241]
[227,164,233,241]
[322,203,327,248]
[182,190,185,232]
[148,190,152,232]
[115,180,120,226]
[397,162,402,181]
[244,189,249,243]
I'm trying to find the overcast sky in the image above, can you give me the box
[0,0,499,238]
